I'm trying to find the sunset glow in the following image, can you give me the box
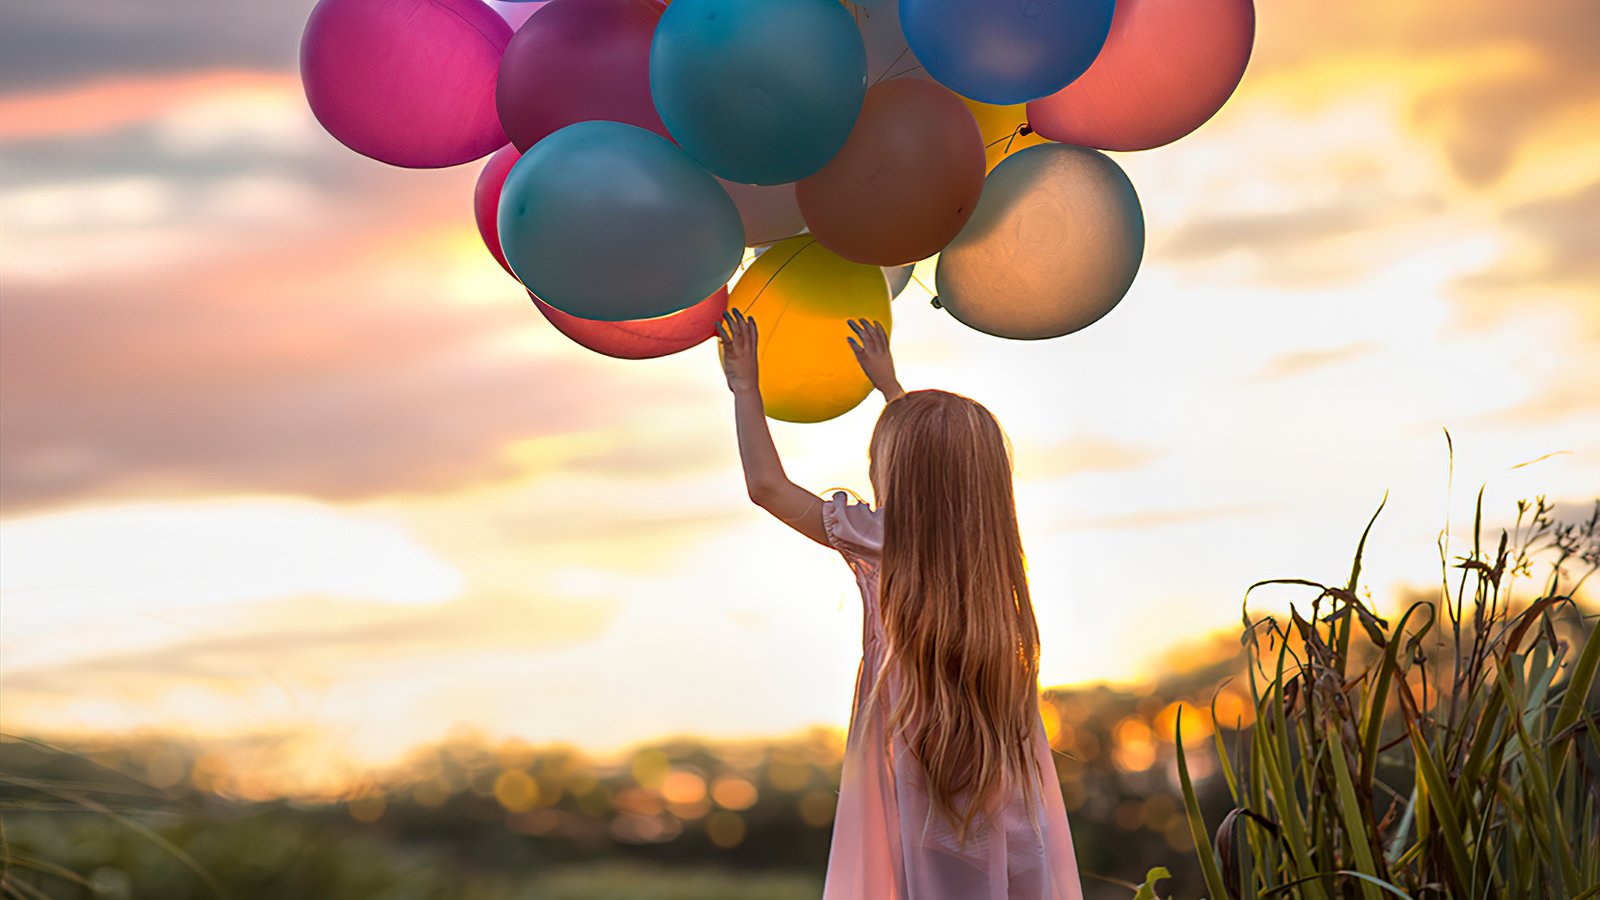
[3,0,1596,798]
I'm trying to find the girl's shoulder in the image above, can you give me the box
[822,490,883,568]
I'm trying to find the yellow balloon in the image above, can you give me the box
[961,98,1051,174]
[730,237,891,423]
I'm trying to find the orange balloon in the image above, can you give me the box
[729,238,890,423]
[796,79,984,267]
[1025,0,1254,151]
[960,98,1049,174]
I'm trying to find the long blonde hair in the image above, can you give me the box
[868,390,1042,844]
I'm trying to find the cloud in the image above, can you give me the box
[1249,0,1600,187]
[6,592,620,698]
[0,225,710,512]
[0,65,738,515]
[1161,203,1378,261]
[1252,341,1381,381]
[1014,435,1161,481]
[1467,179,1600,291]
[0,1,308,91]
[0,71,304,143]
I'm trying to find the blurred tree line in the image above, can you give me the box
[2,650,1249,899]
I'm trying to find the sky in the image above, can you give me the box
[2,0,1597,793]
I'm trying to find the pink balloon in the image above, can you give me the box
[496,0,670,153]
[531,289,729,359]
[715,179,807,247]
[301,0,511,168]
[474,145,521,275]
[1025,0,1254,152]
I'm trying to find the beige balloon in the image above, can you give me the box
[935,144,1144,341]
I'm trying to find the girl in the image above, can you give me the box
[717,310,1085,900]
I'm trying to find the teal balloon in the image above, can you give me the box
[498,121,743,322]
[650,0,867,185]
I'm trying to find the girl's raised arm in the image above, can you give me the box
[847,318,905,402]
[717,310,829,546]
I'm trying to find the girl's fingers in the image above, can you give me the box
[847,337,861,354]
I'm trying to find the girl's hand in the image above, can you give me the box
[847,318,905,401]
[717,309,760,396]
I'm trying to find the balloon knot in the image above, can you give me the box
[1018,124,1033,137]
[930,296,943,310]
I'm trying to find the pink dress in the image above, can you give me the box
[821,493,1086,900]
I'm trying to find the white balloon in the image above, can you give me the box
[936,144,1145,340]
[716,179,808,248]
[883,265,915,299]
[482,0,544,30]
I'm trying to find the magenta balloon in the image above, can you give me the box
[301,0,511,168]
[474,145,521,275]
[496,0,670,152]
[1025,0,1255,151]
[531,288,729,359]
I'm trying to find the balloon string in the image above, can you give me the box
[733,239,820,368]
[909,273,936,299]
[985,124,1031,155]
[883,62,926,82]
[872,47,914,87]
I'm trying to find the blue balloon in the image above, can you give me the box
[900,0,1115,105]
[498,121,744,322]
[650,0,867,185]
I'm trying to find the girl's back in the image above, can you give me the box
[822,492,1083,900]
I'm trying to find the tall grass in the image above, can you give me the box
[1177,485,1600,899]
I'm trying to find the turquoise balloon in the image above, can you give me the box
[650,0,867,185]
[498,121,743,322]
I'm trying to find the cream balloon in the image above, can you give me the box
[935,144,1143,340]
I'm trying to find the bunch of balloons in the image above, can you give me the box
[301,0,1253,422]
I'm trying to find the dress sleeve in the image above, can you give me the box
[821,490,884,571]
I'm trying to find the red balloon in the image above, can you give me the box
[496,0,670,152]
[301,0,511,168]
[475,145,521,274]
[796,79,984,267]
[1025,0,1254,152]
[531,288,729,359]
